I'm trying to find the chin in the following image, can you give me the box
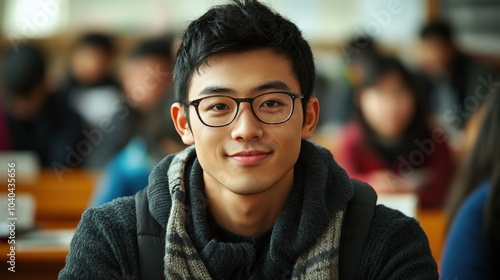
[227,183,274,196]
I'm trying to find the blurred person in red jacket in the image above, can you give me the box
[337,55,455,208]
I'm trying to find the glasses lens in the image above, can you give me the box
[197,96,237,126]
[253,93,294,124]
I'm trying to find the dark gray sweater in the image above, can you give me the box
[59,141,438,279]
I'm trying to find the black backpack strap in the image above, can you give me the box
[135,188,166,279]
[339,179,378,280]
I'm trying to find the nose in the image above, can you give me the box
[230,102,264,141]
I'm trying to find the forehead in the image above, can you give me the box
[127,56,169,70]
[420,36,449,48]
[188,48,300,99]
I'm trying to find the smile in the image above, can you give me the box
[228,150,271,165]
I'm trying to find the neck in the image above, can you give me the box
[204,169,294,238]
[371,129,404,145]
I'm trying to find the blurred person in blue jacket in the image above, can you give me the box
[89,109,185,207]
[79,34,178,168]
[89,35,185,206]
[441,93,500,279]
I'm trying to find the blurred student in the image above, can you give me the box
[416,20,493,137]
[80,35,176,168]
[0,107,11,150]
[441,93,500,279]
[318,36,379,131]
[119,35,176,139]
[0,44,85,166]
[337,56,455,208]
[58,33,121,133]
[89,109,185,207]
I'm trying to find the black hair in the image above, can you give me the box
[354,56,430,163]
[1,44,46,97]
[419,20,454,43]
[76,33,114,53]
[344,35,378,64]
[173,0,315,117]
[129,35,176,62]
[347,36,375,51]
[447,93,500,246]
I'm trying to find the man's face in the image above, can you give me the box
[172,48,318,195]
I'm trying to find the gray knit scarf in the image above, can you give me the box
[162,140,353,279]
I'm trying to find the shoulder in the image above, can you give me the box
[85,196,137,227]
[367,205,429,245]
[47,93,78,116]
[72,196,138,253]
[445,181,489,244]
[440,182,494,279]
[60,196,140,279]
[60,196,140,278]
[459,181,489,215]
[358,205,438,279]
[338,122,366,151]
[340,122,364,140]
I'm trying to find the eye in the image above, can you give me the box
[210,103,230,111]
[199,96,234,113]
[261,100,282,108]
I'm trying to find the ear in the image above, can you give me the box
[171,102,195,145]
[301,97,320,139]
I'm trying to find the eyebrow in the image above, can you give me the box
[252,80,291,93]
[197,80,292,96]
[198,86,236,96]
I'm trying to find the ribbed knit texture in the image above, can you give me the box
[154,140,353,279]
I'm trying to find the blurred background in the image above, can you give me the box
[0,0,499,278]
[1,0,499,90]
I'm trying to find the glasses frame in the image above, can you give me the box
[186,91,304,127]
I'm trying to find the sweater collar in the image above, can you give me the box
[146,140,353,278]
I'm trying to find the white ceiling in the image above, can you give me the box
[2,0,425,44]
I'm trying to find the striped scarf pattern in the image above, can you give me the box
[163,144,344,279]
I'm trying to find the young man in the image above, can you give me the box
[60,1,438,279]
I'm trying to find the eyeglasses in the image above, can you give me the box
[186,91,304,127]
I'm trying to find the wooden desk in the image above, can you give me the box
[0,169,98,279]
[18,169,99,223]
[0,240,70,279]
[417,209,448,263]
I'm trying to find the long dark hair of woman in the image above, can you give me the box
[446,93,500,246]
[353,55,430,165]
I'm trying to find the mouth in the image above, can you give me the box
[227,150,272,165]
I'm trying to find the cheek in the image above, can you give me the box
[192,125,225,155]
[360,96,382,122]
[124,75,141,96]
[272,120,303,157]
[398,97,416,122]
